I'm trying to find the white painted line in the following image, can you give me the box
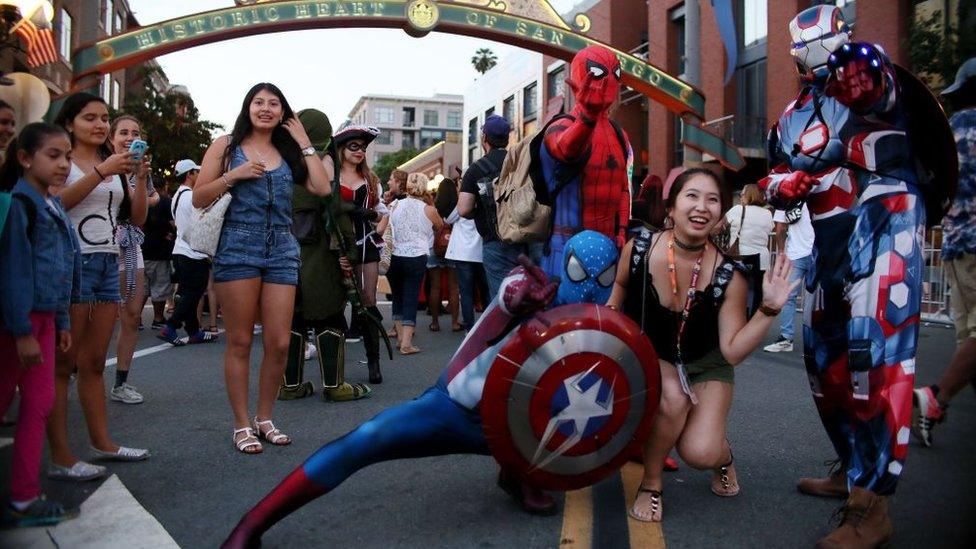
[105,330,222,367]
[0,474,178,549]
[0,437,12,449]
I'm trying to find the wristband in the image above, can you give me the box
[221,174,233,188]
[759,304,781,317]
[93,165,105,180]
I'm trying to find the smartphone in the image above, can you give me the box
[129,139,148,162]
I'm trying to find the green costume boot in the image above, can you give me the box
[316,328,371,402]
[278,331,314,400]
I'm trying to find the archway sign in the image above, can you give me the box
[70,0,744,169]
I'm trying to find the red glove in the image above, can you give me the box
[776,171,815,203]
[567,70,616,121]
[499,255,559,316]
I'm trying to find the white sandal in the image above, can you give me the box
[252,418,291,446]
[233,427,263,454]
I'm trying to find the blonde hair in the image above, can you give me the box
[740,183,766,207]
[406,172,429,197]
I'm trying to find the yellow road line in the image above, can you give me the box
[620,462,666,548]
[559,487,593,547]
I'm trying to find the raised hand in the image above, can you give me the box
[761,253,801,311]
[227,159,266,182]
[499,255,559,316]
[282,117,313,150]
[97,151,136,177]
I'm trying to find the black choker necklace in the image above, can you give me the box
[672,236,706,252]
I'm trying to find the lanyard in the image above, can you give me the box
[667,234,704,404]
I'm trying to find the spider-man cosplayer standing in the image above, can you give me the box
[761,6,934,547]
[539,45,633,278]
[222,232,659,548]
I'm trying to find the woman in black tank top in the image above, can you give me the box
[605,169,798,523]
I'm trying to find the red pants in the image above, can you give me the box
[0,312,56,501]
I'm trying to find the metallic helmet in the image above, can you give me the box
[789,5,852,83]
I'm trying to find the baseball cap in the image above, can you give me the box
[942,57,976,96]
[174,159,201,176]
[482,115,511,139]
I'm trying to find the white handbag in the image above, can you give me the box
[183,193,232,258]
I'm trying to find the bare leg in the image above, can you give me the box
[115,270,145,375]
[48,305,89,467]
[632,362,691,521]
[217,278,261,430]
[675,380,736,495]
[255,283,296,424]
[79,303,123,452]
[936,338,976,404]
[400,325,416,350]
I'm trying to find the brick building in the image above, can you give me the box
[1,0,171,118]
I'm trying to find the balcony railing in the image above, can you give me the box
[705,114,767,152]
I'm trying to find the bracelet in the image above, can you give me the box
[93,165,105,180]
[758,304,781,317]
[220,174,232,188]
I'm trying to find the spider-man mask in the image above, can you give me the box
[569,45,622,116]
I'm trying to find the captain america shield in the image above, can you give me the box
[481,303,661,491]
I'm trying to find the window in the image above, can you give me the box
[447,110,461,128]
[671,8,686,76]
[374,106,395,125]
[735,59,767,149]
[59,9,72,61]
[469,146,478,165]
[468,117,478,145]
[547,66,566,101]
[101,74,111,103]
[402,131,415,149]
[502,96,515,124]
[423,109,438,126]
[103,0,113,31]
[376,131,393,145]
[112,79,121,110]
[402,107,415,127]
[420,129,445,149]
[114,12,123,34]
[741,0,767,46]
[672,115,684,168]
[523,83,538,120]
[485,107,495,119]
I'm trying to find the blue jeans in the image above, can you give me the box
[73,253,120,303]
[388,254,427,327]
[780,254,812,341]
[453,260,487,329]
[482,240,526,302]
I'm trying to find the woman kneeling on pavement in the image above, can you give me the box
[606,168,796,522]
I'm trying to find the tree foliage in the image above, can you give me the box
[471,48,498,74]
[120,67,222,187]
[907,7,976,106]
[372,148,419,186]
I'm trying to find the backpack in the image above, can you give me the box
[472,155,502,240]
[493,114,627,245]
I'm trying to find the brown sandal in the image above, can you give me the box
[629,486,663,522]
[711,454,740,497]
[429,319,440,332]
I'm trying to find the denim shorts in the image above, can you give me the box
[73,252,121,303]
[212,223,300,286]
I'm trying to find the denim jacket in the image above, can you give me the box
[0,179,81,336]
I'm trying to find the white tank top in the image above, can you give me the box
[390,197,433,258]
[65,163,125,254]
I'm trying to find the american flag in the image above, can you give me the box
[13,8,58,68]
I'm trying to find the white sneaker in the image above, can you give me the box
[47,461,107,481]
[304,343,318,360]
[110,383,144,404]
[763,338,794,353]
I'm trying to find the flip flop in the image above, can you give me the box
[400,345,421,355]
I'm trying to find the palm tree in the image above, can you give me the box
[471,48,498,74]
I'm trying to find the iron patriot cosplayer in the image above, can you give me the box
[222,230,661,547]
[760,5,955,547]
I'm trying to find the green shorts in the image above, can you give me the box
[683,348,734,386]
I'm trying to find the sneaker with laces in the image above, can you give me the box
[912,386,945,447]
[187,331,218,344]
[763,337,794,353]
[110,383,144,404]
[47,461,106,481]
[1,496,79,528]
[157,326,185,346]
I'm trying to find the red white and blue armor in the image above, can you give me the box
[760,5,923,497]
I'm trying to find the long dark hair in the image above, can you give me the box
[339,141,379,207]
[53,92,132,222]
[434,177,458,218]
[664,167,731,213]
[222,83,308,185]
[1,123,69,191]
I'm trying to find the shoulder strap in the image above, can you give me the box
[609,119,629,162]
[629,227,655,279]
[11,193,37,242]
[172,188,190,217]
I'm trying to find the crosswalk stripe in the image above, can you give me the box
[560,486,593,547]
[620,462,666,548]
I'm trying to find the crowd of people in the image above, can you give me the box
[0,10,973,549]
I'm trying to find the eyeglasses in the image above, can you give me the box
[345,142,368,152]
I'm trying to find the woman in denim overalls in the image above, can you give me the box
[193,84,331,454]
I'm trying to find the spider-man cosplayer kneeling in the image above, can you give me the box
[223,232,625,548]
[761,6,932,547]
[538,45,633,278]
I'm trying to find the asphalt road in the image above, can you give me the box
[1,307,974,548]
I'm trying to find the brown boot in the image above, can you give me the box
[798,460,849,499]
[815,487,893,549]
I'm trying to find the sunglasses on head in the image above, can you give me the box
[345,142,368,152]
